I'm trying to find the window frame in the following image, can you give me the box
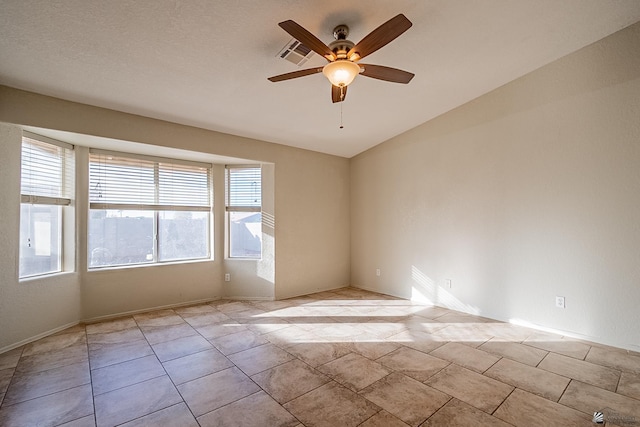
[19,132,74,279]
[225,165,262,259]
[88,149,213,270]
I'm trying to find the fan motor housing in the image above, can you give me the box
[330,24,355,59]
[329,39,354,59]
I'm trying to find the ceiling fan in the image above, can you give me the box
[268,14,414,103]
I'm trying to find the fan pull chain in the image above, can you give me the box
[340,101,344,129]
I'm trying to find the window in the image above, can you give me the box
[226,165,262,258]
[19,132,74,278]
[88,150,212,268]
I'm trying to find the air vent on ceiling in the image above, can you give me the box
[277,38,314,66]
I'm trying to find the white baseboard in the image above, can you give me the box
[224,295,274,301]
[352,284,639,353]
[82,297,222,324]
[0,321,80,355]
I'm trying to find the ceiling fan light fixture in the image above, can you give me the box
[322,60,361,87]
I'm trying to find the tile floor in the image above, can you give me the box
[0,287,639,427]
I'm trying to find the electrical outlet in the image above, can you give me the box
[445,279,452,289]
[375,268,381,277]
[555,296,565,308]
[224,273,231,282]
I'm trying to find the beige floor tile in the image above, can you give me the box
[347,341,401,360]
[559,380,640,420]
[195,320,247,339]
[360,372,450,426]
[586,346,640,374]
[21,330,87,357]
[431,324,494,348]
[0,368,14,394]
[85,317,137,335]
[226,307,269,322]
[359,410,409,427]
[386,330,447,354]
[140,323,197,345]
[284,381,379,427]
[151,334,212,362]
[263,325,323,348]
[311,323,368,341]
[473,322,534,342]
[209,329,270,355]
[177,366,259,416]
[162,348,233,385]
[485,358,570,401]
[377,347,450,382]
[422,398,513,427]
[16,342,88,374]
[251,300,295,312]
[91,354,165,395]
[357,320,409,339]
[539,352,620,391]
[87,327,146,345]
[285,341,351,367]
[58,414,96,426]
[318,352,392,392]
[119,402,198,427]
[4,287,639,427]
[133,310,184,327]
[94,375,181,427]
[398,316,446,333]
[228,343,294,376]
[198,390,299,427]
[494,388,590,427]
[52,325,87,337]
[174,303,219,315]
[0,384,93,427]
[245,317,293,334]
[4,361,90,405]
[523,336,591,360]
[88,339,153,370]
[429,342,499,373]
[617,372,640,400]
[479,339,548,366]
[251,359,329,403]
[180,311,231,328]
[426,363,513,413]
[410,306,452,320]
[216,301,256,315]
[0,348,23,371]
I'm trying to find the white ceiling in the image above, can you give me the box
[1,1,639,158]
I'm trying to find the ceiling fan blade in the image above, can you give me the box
[268,67,323,82]
[359,64,414,83]
[347,14,412,61]
[332,85,347,103]
[279,20,336,61]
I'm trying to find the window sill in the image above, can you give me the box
[86,257,215,273]
[19,270,77,284]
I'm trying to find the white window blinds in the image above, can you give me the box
[21,132,74,205]
[226,166,261,212]
[89,150,211,211]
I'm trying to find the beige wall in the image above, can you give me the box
[0,124,82,351]
[351,22,640,351]
[0,87,350,351]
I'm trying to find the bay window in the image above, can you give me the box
[19,132,74,278]
[88,150,212,268]
[226,165,262,258]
